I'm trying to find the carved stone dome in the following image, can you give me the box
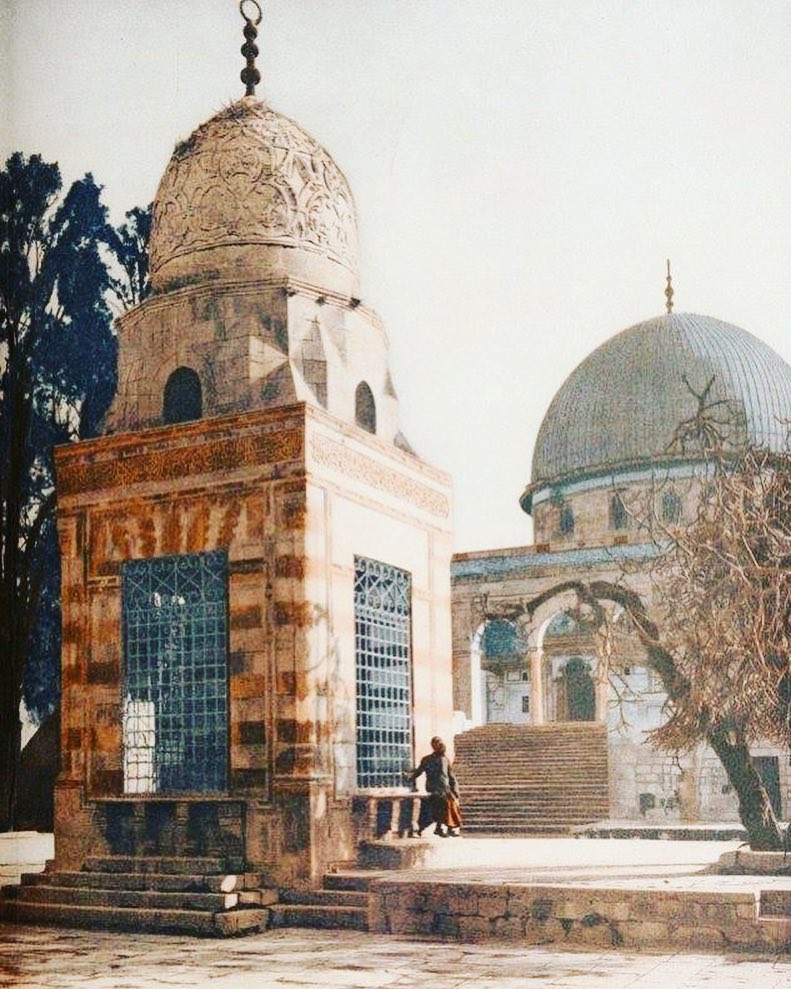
[149,97,359,293]
[530,312,791,488]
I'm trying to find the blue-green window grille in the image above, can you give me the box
[121,551,229,794]
[354,557,412,788]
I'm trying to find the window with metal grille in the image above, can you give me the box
[354,557,412,788]
[121,551,229,794]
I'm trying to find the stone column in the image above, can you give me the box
[528,648,545,725]
[594,649,610,722]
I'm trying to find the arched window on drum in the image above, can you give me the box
[355,381,376,434]
[163,367,202,425]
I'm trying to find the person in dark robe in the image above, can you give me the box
[407,736,461,837]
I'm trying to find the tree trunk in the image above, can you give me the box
[707,727,784,851]
[0,669,21,832]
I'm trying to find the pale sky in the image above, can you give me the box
[3,0,790,552]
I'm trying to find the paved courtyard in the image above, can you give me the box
[2,924,791,989]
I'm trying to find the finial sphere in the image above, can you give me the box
[239,0,262,96]
[240,0,262,26]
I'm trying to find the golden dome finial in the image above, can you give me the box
[240,1,263,96]
[665,259,674,314]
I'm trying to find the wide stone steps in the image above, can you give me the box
[268,874,371,931]
[268,903,368,931]
[461,783,608,793]
[0,855,272,937]
[278,888,368,908]
[453,723,609,834]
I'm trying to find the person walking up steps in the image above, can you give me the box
[407,736,462,837]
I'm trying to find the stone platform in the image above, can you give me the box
[351,836,791,953]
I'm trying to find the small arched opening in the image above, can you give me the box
[355,381,376,434]
[163,367,203,425]
[610,492,628,530]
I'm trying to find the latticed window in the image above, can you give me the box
[610,492,628,530]
[121,551,229,794]
[354,557,412,788]
[661,489,682,524]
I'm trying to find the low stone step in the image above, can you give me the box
[279,888,368,908]
[19,870,265,894]
[22,872,265,893]
[462,824,570,833]
[322,873,375,892]
[83,856,237,875]
[0,899,269,936]
[457,771,608,779]
[756,915,791,949]
[760,890,791,917]
[4,883,240,912]
[462,810,608,819]
[464,813,602,821]
[461,790,609,800]
[268,903,367,931]
[462,808,607,817]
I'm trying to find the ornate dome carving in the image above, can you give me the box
[530,312,791,487]
[149,98,358,292]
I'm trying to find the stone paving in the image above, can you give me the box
[3,837,791,984]
[2,924,791,988]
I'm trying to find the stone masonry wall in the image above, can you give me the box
[370,878,787,952]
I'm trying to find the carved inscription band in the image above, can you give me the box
[310,435,450,518]
[59,430,302,496]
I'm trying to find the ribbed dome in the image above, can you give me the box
[149,97,358,293]
[531,312,791,486]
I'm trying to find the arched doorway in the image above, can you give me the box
[558,657,595,721]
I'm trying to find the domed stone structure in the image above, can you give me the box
[530,312,791,490]
[150,98,358,296]
[51,60,453,899]
[108,97,403,443]
[521,311,791,544]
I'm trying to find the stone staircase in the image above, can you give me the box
[269,872,371,931]
[0,856,274,936]
[453,722,610,833]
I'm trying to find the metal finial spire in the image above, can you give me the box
[665,258,674,314]
[239,1,263,96]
